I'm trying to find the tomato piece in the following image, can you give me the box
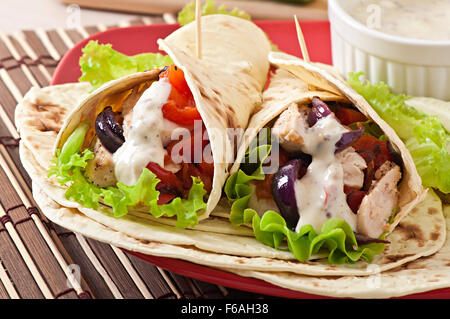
[168,84,195,109]
[352,135,393,170]
[146,162,184,194]
[198,160,214,177]
[165,125,214,195]
[157,193,176,205]
[176,163,213,194]
[253,147,291,200]
[346,189,367,213]
[253,174,274,200]
[166,126,209,163]
[336,107,367,125]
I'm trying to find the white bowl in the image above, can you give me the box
[328,0,450,100]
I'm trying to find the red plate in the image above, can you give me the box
[52,21,449,299]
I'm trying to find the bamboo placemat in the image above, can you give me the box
[0,13,271,299]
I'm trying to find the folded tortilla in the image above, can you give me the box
[230,52,426,236]
[19,14,271,227]
[220,51,444,268]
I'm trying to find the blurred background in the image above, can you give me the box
[1,0,327,33]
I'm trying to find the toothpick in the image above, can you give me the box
[294,15,310,63]
[195,0,202,59]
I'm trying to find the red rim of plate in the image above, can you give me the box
[51,21,450,299]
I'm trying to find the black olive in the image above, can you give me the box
[271,160,302,230]
[95,107,125,153]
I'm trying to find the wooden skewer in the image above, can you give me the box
[195,0,202,59]
[294,15,310,63]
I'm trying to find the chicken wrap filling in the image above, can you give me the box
[225,96,401,263]
[49,65,213,227]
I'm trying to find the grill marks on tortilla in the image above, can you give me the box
[396,222,425,246]
[221,20,237,30]
[29,100,66,133]
[384,254,415,263]
[225,104,238,129]
[195,78,239,129]
[430,232,440,241]
[430,224,443,241]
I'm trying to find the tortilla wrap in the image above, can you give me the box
[230,52,426,239]
[41,15,271,226]
[17,77,445,276]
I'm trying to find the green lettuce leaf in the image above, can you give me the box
[178,0,251,26]
[225,129,385,264]
[49,122,207,228]
[79,40,172,91]
[348,72,450,193]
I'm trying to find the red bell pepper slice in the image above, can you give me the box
[160,65,202,126]
[336,107,367,125]
[352,135,393,170]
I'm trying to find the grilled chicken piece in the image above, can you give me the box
[356,161,401,238]
[336,147,367,189]
[272,104,310,153]
[85,138,117,187]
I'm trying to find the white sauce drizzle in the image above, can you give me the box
[294,116,357,233]
[113,79,172,185]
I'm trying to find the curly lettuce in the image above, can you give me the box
[79,40,172,91]
[48,122,207,228]
[178,0,251,26]
[348,72,450,193]
[225,130,385,264]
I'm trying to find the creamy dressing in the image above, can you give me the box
[113,79,172,185]
[342,0,450,41]
[293,116,357,233]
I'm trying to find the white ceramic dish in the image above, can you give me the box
[328,0,450,100]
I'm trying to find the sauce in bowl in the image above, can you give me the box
[341,0,450,42]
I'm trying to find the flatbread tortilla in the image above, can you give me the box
[14,15,447,284]
[226,206,450,299]
[32,177,447,295]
